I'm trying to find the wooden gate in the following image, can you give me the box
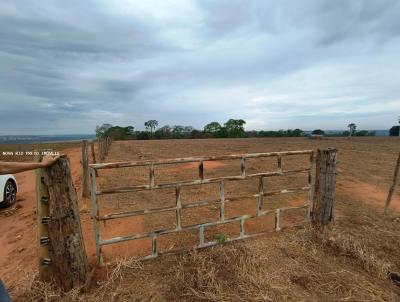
[90,150,314,266]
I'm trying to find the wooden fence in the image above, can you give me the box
[34,145,336,289]
[82,137,112,197]
[89,148,337,266]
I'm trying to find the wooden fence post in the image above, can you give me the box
[91,140,96,164]
[105,137,110,155]
[384,152,400,214]
[35,152,53,281]
[36,155,89,291]
[82,140,90,198]
[312,148,337,225]
[98,139,104,161]
[101,138,106,160]
[107,137,111,151]
[91,140,99,177]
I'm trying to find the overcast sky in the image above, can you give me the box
[1,0,399,134]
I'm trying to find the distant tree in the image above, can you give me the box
[126,126,134,134]
[347,123,356,138]
[183,126,195,138]
[217,127,229,138]
[172,125,185,138]
[144,120,158,139]
[389,126,400,136]
[247,129,304,138]
[190,129,204,139]
[154,125,172,139]
[398,115,400,137]
[246,130,258,137]
[105,126,135,140]
[312,129,325,135]
[204,122,222,137]
[224,119,246,138]
[284,129,304,137]
[136,131,150,140]
[355,130,369,136]
[95,123,113,138]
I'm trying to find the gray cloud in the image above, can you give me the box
[0,0,399,134]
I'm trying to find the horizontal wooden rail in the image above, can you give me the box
[98,186,310,221]
[96,168,310,195]
[90,150,313,170]
[137,223,305,261]
[99,203,308,247]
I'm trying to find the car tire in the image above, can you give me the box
[2,180,17,208]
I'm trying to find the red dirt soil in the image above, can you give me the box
[340,178,400,212]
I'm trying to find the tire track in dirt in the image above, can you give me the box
[339,178,400,212]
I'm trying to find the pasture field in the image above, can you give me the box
[2,137,400,301]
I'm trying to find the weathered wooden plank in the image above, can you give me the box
[90,168,103,266]
[99,204,308,246]
[198,160,204,180]
[277,155,282,172]
[97,186,310,221]
[275,209,281,231]
[82,140,90,198]
[175,186,182,230]
[137,223,305,262]
[220,181,225,222]
[35,153,53,281]
[149,164,155,187]
[90,150,314,169]
[97,168,310,195]
[257,176,264,215]
[240,157,246,177]
[312,149,337,225]
[90,140,96,164]
[41,155,89,290]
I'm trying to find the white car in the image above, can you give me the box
[0,175,17,207]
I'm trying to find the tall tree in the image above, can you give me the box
[204,122,222,137]
[144,120,158,139]
[398,116,400,137]
[183,126,194,133]
[172,125,185,138]
[224,119,246,138]
[347,123,356,138]
[154,125,171,139]
[389,126,400,136]
[104,126,134,140]
[95,123,112,138]
[312,129,325,135]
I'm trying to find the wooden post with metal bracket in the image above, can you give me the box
[35,151,53,281]
[36,155,89,291]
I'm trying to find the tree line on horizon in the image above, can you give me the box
[95,119,378,141]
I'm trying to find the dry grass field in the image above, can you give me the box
[3,137,400,301]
